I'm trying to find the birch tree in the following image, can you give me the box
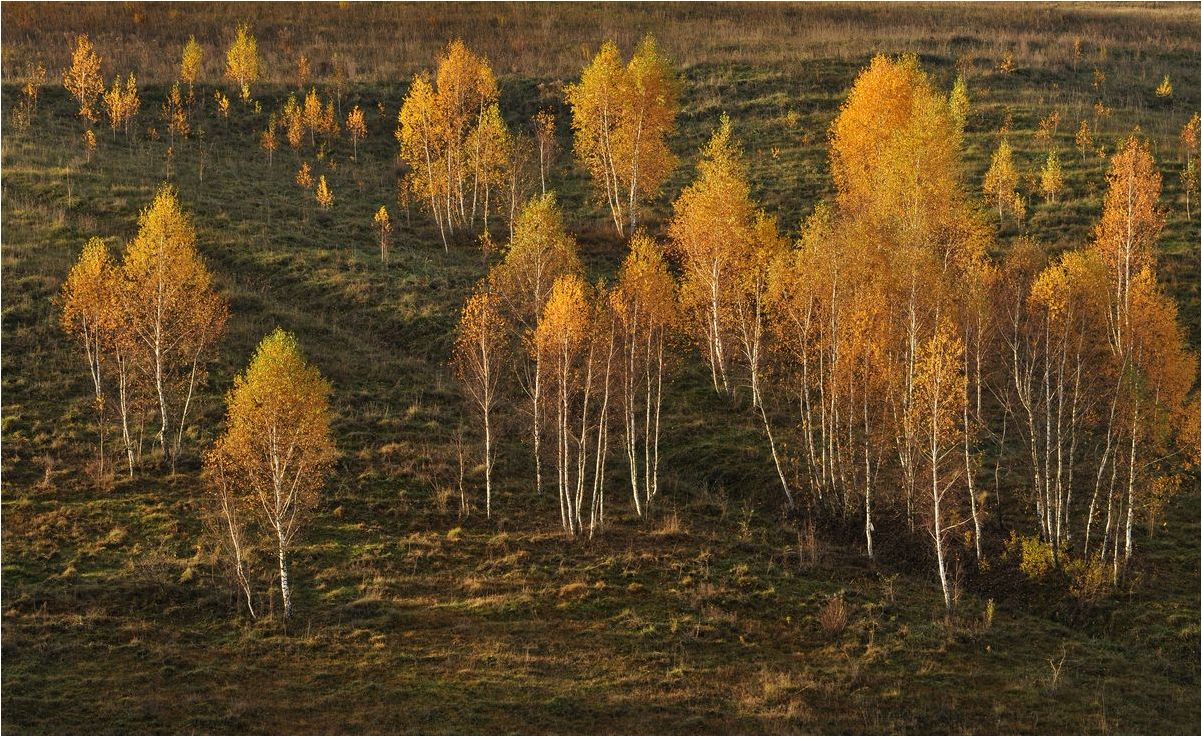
[208,329,335,619]
[453,288,507,518]
[63,34,104,123]
[225,23,260,101]
[567,35,679,235]
[119,186,228,471]
[60,237,118,476]
[489,194,582,497]
[610,232,677,516]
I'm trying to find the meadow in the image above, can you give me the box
[1,2,1199,733]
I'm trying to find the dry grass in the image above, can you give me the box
[2,2,1197,84]
[819,594,849,637]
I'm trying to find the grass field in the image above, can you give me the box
[2,2,1199,733]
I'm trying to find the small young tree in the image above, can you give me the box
[202,447,257,618]
[12,62,47,131]
[315,176,334,210]
[453,288,507,518]
[1154,74,1173,99]
[1040,149,1064,204]
[208,329,335,619]
[224,23,260,101]
[302,88,323,148]
[346,105,367,160]
[180,36,203,91]
[296,161,313,189]
[83,128,97,162]
[1180,113,1200,220]
[1075,120,1093,163]
[533,109,557,194]
[103,73,139,139]
[373,206,392,263]
[295,54,311,90]
[162,81,190,145]
[283,94,305,153]
[63,34,104,123]
[984,138,1019,222]
[259,113,278,165]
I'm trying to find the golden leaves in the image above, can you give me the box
[224,23,259,101]
[315,175,334,209]
[63,34,104,122]
[566,35,680,234]
[180,36,203,87]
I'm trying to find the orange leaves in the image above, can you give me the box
[1092,135,1163,296]
[60,237,118,346]
[984,139,1021,221]
[914,321,966,447]
[489,194,582,331]
[207,328,335,617]
[61,187,228,473]
[63,34,103,123]
[453,289,507,405]
[163,82,189,143]
[121,187,229,370]
[1040,149,1064,204]
[612,231,677,336]
[668,116,757,391]
[296,161,313,189]
[215,329,334,489]
[346,105,367,158]
[535,274,591,367]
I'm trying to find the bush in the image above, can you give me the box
[1065,556,1112,605]
[1006,532,1056,579]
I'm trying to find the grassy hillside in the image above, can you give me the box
[2,3,1199,733]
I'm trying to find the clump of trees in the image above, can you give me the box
[60,186,228,476]
[46,31,1196,618]
[566,35,680,236]
[448,54,1197,609]
[396,40,519,249]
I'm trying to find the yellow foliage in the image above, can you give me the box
[1039,149,1064,204]
[566,35,679,234]
[315,176,334,209]
[296,162,313,189]
[1155,74,1173,98]
[180,36,203,87]
[224,23,259,101]
[63,34,104,122]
